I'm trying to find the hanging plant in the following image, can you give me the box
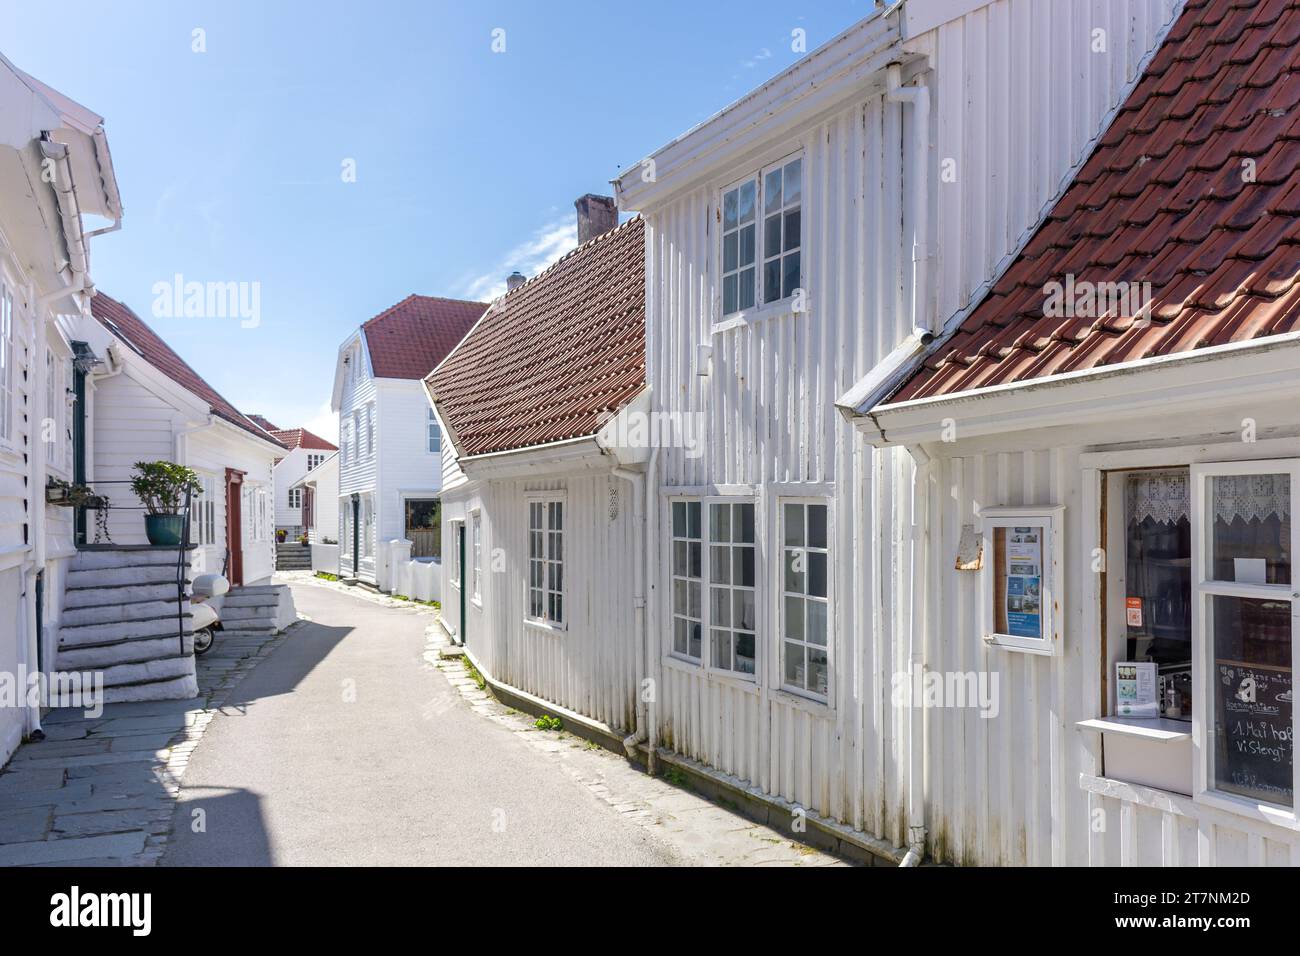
[45,479,107,509]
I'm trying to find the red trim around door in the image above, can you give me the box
[225,467,246,586]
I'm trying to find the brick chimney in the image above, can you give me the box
[506,271,526,292]
[575,194,617,244]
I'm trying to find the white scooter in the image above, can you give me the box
[191,573,229,656]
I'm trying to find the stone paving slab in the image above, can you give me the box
[0,619,293,866]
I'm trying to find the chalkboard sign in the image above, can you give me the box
[1214,660,1293,806]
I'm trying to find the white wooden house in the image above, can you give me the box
[290,450,339,570]
[609,0,1183,863]
[844,0,1300,866]
[427,201,648,735]
[330,294,486,588]
[257,421,336,537]
[0,53,123,761]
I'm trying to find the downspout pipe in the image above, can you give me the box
[885,63,933,337]
[900,444,932,867]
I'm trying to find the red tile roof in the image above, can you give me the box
[268,427,337,452]
[362,294,488,379]
[90,292,285,448]
[428,217,645,457]
[890,0,1300,404]
[247,414,280,432]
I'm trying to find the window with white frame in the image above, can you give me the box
[427,408,441,454]
[288,488,302,509]
[352,411,362,464]
[471,511,482,601]
[671,499,703,660]
[189,474,218,547]
[450,519,463,585]
[361,494,374,558]
[527,499,564,626]
[307,453,325,471]
[708,501,757,675]
[721,153,803,318]
[781,501,830,698]
[0,283,12,445]
[366,402,375,458]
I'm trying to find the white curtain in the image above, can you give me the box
[1126,470,1190,525]
[1212,473,1290,524]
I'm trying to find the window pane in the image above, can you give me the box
[783,208,800,252]
[739,268,755,310]
[711,546,730,584]
[710,586,730,627]
[1210,595,1292,807]
[1210,473,1290,585]
[687,501,701,538]
[689,542,702,578]
[784,504,804,546]
[553,502,563,531]
[782,251,801,299]
[784,641,805,687]
[712,630,732,669]
[735,634,756,674]
[784,158,802,204]
[764,214,782,258]
[723,232,738,272]
[672,501,686,537]
[784,596,804,639]
[673,540,688,575]
[674,618,688,655]
[764,167,782,213]
[710,503,730,542]
[674,579,688,615]
[688,622,702,659]
[688,581,701,619]
[808,552,828,598]
[737,546,755,587]
[807,600,827,646]
[723,275,737,315]
[784,551,804,593]
[764,259,781,304]
[808,648,828,696]
[737,503,755,542]
[738,181,755,223]
[739,224,755,267]
[734,590,755,631]
[808,504,827,549]
[723,189,738,229]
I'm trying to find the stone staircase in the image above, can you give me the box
[219,584,290,632]
[275,541,313,571]
[56,547,198,703]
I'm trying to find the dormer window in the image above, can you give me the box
[721,154,803,318]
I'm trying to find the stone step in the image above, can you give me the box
[228,585,282,596]
[73,549,186,571]
[61,598,185,628]
[63,581,184,608]
[94,654,195,689]
[56,633,194,670]
[220,605,278,623]
[101,672,198,704]
[58,613,193,649]
[67,565,183,589]
[220,596,279,610]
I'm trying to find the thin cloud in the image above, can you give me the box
[456,215,579,302]
[741,47,772,69]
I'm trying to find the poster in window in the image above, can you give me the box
[1003,527,1042,639]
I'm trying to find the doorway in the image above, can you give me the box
[225,468,245,586]
[456,521,466,645]
[405,498,441,558]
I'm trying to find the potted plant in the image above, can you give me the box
[45,478,107,509]
[130,461,202,546]
[299,533,310,546]
[276,529,287,543]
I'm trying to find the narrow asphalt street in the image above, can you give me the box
[162,583,681,866]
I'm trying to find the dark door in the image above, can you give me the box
[72,361,87,545]
[225,468,245,586]
[457,522,466,645]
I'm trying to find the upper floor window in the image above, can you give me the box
[352,410,362,463]
[721,154,803,318]
[366,402,376,458]
[427,408,441,455]
[307,453,325,471]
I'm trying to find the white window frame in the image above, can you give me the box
[288,487,302,509]
[189,472,218,547]
[427,407,441,455]
[977,505,1065,657]
[704,497,759,679]
[352,410,362,464]
[758,153,803,309]
[471,510,482,604]
[361,493,374,558]
[525,494,565,630]
[719,176,758,320]
[669,497,704,663]
[366,403,375,459]
[1191,458,1300,825]
[449,518,464,587]
[716,151,805,330]
[778,498,832,702]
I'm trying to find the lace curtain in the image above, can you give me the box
[1127,470,1291,525]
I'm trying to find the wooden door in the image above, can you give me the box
[225,467,245,585]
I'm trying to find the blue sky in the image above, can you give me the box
[1,0,877,440]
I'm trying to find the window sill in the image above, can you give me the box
[1075,716,1191,743]
[772,686,832,715]
[711,300,800,335]
[524,617,566,635]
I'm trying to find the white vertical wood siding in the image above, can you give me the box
[273,447,307,529]
[642,0,1178,852]
[338,347,377,578]
[374,380,444,543]
[448,471,640,732]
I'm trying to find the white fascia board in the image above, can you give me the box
[458,436,612,481]
[330,328,362,412]
[866,334,1300,447]
[614,6,902,211]
[900,0,997,39]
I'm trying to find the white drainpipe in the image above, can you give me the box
[612,445,659,766]
[885,63,934,336]
[887,60,933,867]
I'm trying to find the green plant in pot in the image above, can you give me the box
[130,461,202,546]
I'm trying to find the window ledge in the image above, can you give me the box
[711,300,800,335]
[524,617,566,635]
[771,687,832,716]
[1076,716,1192,743]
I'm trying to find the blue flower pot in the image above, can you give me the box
[145,514,185,546]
